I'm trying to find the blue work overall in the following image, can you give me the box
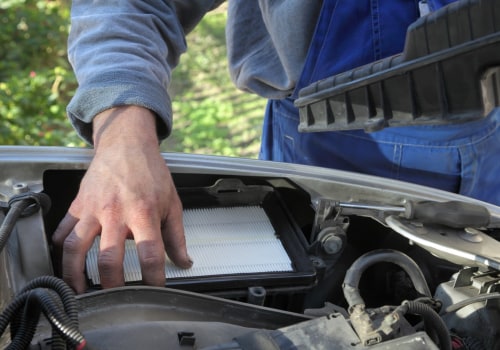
[259,0,500,206]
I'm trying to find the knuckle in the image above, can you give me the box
[134,198,156,215]
[130,200,158,225]
[68,198,84,214]
[169,198,183,214]
[141,251,165,271]
[100,200,121,218]
[62,234,83,255]
[98,249,122,274]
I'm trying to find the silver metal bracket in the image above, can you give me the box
[386,215,500,271]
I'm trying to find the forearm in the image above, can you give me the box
[67,0,218,144]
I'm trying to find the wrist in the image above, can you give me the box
[92,106,159,151]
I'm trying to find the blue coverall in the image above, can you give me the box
[260,0,500,206]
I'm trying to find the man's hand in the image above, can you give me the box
[52,106,192,293]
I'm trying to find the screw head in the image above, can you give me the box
[13,183,29,194]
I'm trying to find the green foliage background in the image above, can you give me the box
[0,0,83,146]
[1,1,265,157]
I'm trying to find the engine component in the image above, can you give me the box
[341,249,451,348]
[23,285,444,350]
[1,147,500,350]
[211,313,440,350]
[29,286,311,350]
[436,267,500,350]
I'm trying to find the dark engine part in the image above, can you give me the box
[1,170,500,349]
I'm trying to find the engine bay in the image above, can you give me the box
[1,147,500,349]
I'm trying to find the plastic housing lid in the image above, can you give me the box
[295,0,500,133]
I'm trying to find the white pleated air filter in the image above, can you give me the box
[86,206,294,286]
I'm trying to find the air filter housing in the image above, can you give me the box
[85,179,316,295]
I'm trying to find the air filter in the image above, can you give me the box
[85,179,316,292]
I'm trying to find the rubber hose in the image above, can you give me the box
[31,288,85,347]
[0,192,51,253]
[8,192,51,217]
[46,288,70,350]
[8,276,77,350]
[0,289,78,350]
[0,277,81,348]
[7,291,42,350]
[442,292,500,315]
[0,200,31,253]
[0,291,31,337]
[404,301,451,350]
[20,276,79,325]
[343,249,431,308]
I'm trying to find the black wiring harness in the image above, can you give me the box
[0,276,89,350]
[0,192,90,349]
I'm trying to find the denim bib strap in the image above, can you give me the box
[260,0,500,205]
[263,0,423,160]
[294,0,421,97]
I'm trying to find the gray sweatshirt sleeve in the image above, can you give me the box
[226,0,321,99]
[67,0,219,143]
[68,0,319,144]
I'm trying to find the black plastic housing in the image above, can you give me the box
[295,0,500,132]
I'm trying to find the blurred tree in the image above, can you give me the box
[1,1,265,156]
[167,4,266,158]
[0,0,84,146]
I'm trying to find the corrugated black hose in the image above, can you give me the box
[0,276,88,349]
[0,193,88,348]
[19,276,79,324]
[19,276,79,350]
[5,288,84,350]
[0,191,51,253]
[8,290,42,350]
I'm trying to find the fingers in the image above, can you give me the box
[58,216,100,294]
[135,236,167,287]
[162,199,193,269]
[52,212,78,278]
[53,196,192,294]
[51,109,193,293]
[128,210,167,287]
[97,222,127,289]
[54,206,191,293]
[52,211,79,264]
